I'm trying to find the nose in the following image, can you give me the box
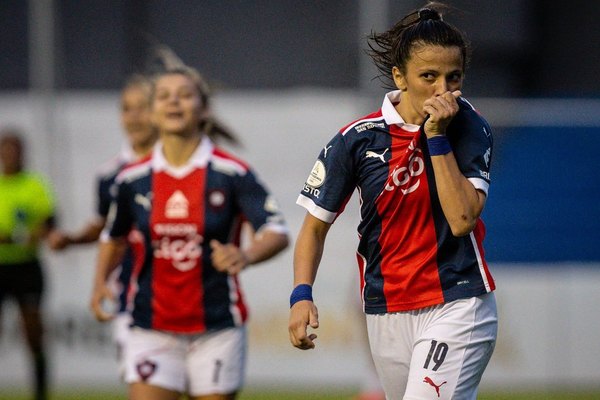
[435,79,449,95]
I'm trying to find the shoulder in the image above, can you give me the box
[339,110,386,138]
[210,146,250,176]
[451,97,493,139]
[22,171,52,189]
[95,154,125,181]
[115,156,152,184]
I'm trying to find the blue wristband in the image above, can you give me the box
[427,135,452,156]
[290,284,313,308]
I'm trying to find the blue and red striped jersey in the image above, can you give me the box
[297,90,495,314]
[106,137,287,333]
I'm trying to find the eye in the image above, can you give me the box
[421,72,436,81]
[155,90,169,101]
[448,72,463,82]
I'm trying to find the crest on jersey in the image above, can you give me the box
[306,160,326,188]
[166,190,189,219]
[136,360,157,381]
[208,189,226,209]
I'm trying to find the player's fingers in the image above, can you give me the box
[309,305,320,329]
[289,304,318,350]
[432,95,454,116]
[288,321,308,348]
[90,296,112,322]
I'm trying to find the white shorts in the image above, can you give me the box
[112,312,132,380]
[124,325,247,396]
[366,293,497,400]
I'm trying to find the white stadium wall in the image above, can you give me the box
[0,90,599,391]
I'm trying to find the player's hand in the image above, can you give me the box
[423,90,461,138]
[210,240,248,275]
[90,283,116,322]
[47,230,70,250]
[289,300,319,350]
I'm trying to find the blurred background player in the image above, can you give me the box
[289,2,497,399]
[90,53,289,400]
[48,74,157,378]
[0,128,57,400]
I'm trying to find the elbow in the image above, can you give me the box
[448,216,477,237]
[272,232,290,254]
[280,234,291,251]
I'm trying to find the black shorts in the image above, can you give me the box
[0,260,44,307]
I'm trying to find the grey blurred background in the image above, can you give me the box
[2,0,600,97]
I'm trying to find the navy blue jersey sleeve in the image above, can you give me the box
[296,132,356,223]
[104,180,134,239]
[97,175,114,218]
[235,169,287,233]
[448,98,493,194]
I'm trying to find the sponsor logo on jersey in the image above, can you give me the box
[384,140,424,195]
[166,190,189,219]
[479,170,490,180]
[323,145,333,158]
[355,121,385,133]
[153,223,203,272]
[365,148,389,163]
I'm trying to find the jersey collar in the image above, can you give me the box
[152,136,214,178]
[381,90,421,132]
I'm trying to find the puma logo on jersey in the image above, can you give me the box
[134,193,152,210]
[423,376,447,397]
[365,148,389,163]
[323,145,333,157]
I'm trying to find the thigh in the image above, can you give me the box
[113,312,133,380]
[125,327,186,394]
[366,313,414,400]
[404,293,498,400]
[129,382,181,400]
[187,326,247,397]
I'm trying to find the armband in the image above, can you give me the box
[290,284,313,308]
[427,135,452,156]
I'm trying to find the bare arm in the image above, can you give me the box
[288,213,331,350]
[210,226,289,275]
[47,217,106,250]
[89,238,127,321]
[423,90,486,236]
[429,154,486,236]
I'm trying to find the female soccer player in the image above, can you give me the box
[48,74,157,377]
[90,63,289,400]
[288,3,497,399]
